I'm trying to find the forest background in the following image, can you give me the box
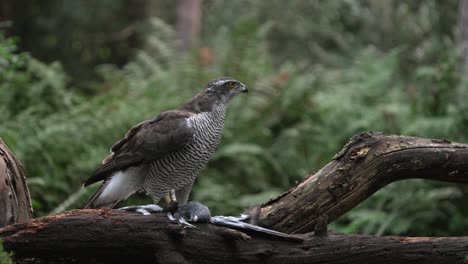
[1,0,467,237]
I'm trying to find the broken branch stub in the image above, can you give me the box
[0,139,33,227]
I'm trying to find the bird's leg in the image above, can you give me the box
[167,201,249,226]
[119,190,178,216]
[163,190,179,214]
[169,189,177,202]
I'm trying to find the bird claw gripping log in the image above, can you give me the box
[120,201,302,241]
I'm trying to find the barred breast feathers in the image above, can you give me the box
[142,102,227,200]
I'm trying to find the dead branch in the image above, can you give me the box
[253,132,468,233]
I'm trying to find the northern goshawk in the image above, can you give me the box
[83,77,248,209]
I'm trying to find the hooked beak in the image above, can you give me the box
[241,85,248,94]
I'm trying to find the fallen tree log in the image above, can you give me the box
[2,132,468,263]
[1,209,467,264]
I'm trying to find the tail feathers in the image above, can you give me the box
[83,170,140,209]
[83,182,121,209]
[83,186,101,209]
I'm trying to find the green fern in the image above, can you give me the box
[0,241,13,264]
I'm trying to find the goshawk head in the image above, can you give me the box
[203,77,248,102]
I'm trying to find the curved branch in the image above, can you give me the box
[254,132,468,233]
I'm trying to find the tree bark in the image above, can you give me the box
[0,138,33,227]
[1,209,467,264]
[252,132,468,233]
[2,132,468,263]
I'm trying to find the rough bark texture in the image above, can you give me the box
[1,209,468,264]
[0,138,33,227]
[2,132,468,263]
[253,132,468,233]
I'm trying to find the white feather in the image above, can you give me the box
[97,167,145,205]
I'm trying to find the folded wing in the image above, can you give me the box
[83,111,194,187]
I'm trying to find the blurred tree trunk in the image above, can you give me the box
[457,0,468,74]
[0,0,11,36]
[176,0,202,51]
[0,139,33,227]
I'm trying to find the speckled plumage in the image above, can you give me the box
[83,77,247,208]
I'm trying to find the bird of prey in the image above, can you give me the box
[83,77,248,209]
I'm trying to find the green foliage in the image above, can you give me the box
[1,0,467,237]
[332,181,464,236]
[0,240,14,264]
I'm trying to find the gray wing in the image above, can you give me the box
[84,111,194,186]
[210,215,303,241]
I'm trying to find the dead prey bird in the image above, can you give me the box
[121,201,302,241]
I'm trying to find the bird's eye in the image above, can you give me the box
[228,82,236,88]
